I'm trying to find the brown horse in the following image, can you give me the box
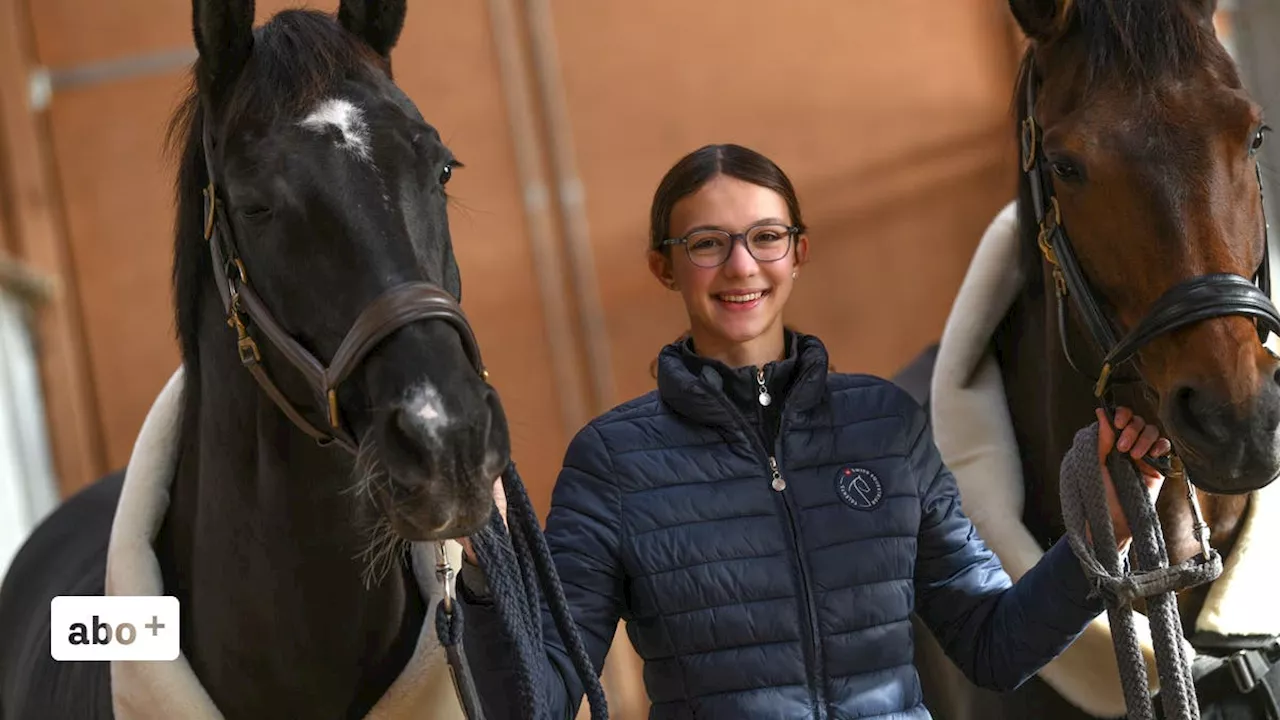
[897,0,1280,717]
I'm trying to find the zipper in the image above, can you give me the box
[756,367,773,406]
[704,362,828,718]
[771,446,829,719]
[769,456,786,491]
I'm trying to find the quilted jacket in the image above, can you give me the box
[457,331,1104,719]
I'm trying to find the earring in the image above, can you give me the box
[792,271,797,279]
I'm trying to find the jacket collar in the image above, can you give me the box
[657,330,829,427]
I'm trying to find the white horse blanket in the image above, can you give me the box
[105,367,466,719]
[929,201,1280,717]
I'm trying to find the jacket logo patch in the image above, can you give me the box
[835,467,882,510]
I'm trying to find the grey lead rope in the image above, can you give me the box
[1059,423,1224,720]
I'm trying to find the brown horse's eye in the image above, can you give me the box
[1251,126,1270,155]
[1050,160,1081,181]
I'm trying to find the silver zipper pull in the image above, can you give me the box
[756,367,772,406]
[769,456,786,491]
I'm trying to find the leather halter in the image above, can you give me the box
[1020,63,1280,405]
[198,108,488,455]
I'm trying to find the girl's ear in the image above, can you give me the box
[795,233,810,267]
[648,250,678,290]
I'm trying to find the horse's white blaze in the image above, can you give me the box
[410,383,449,441]
[299,98,372,162]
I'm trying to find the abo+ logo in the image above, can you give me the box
[51,596,180,661]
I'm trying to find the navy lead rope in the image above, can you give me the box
[435,461,609,720]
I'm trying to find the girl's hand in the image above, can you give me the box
[1095,406,1172,550]
[458,476,508,565]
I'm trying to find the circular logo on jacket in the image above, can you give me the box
[835,467,883,510]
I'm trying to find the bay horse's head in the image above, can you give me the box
[1011,0,1280,493]
[174,0,509,540]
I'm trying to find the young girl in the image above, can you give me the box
[454,144,1169,719]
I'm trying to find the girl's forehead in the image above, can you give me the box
[672,178,789,230]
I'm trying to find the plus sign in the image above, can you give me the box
[145,616,165,636]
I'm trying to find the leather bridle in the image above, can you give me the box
[1020,62,1280,415]
[198,108,488,456]
[1021,59,1280,556]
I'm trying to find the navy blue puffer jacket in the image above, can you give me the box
[458,332,1103,719]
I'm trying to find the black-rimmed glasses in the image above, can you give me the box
[660,223,799,268]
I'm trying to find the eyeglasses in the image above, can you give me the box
[660,223,800,268]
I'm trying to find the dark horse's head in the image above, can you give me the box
[1011,0,1280,493]
[173,0,509,540]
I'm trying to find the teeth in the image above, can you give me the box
[719,291,764,303]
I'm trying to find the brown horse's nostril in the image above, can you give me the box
[1171,384,1229,445]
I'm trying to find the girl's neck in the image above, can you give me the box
[690,323,786,369]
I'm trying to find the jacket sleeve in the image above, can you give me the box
[456,422,625,719]
[908,404,1105,692]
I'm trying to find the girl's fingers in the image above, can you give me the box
[1113,406,1134,429]
[1130,424,1161,461]
[1117,415,1145,453]
[1096,408,1117,461]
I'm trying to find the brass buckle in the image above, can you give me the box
[1037,197,1061,265]
[1093,362,1113,398]
[227,302,261,365]
[1021,117,1038,172]
[203,182,217,241]
[238,335,262,364]
[327,388,342,431]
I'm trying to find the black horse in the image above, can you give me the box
[0,2,510,718]
[897,1,1280,718]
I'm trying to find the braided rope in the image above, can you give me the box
[1059,423,1223,720]
[439,461,609,719]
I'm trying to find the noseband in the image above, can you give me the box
[198,109,488,456]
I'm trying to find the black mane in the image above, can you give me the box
[167,9,383,372]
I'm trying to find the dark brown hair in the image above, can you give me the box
[648,143,807,252]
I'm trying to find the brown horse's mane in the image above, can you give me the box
[1041,0,1220,93]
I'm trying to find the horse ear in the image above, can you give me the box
[338,0,407,63]
[1191,0,1219,23]
[192,0,256,104]
[1008,0,1069,42]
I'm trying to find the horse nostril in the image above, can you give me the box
[1172,384,1209,443]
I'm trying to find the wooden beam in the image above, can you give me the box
[0,0,105,496]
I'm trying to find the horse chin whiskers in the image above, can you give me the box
[355,516,409,591]
[347,429,409,589]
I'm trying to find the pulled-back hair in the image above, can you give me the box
[648,143,806,252]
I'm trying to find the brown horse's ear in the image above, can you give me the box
[1190,0,1219,23]
[1008,0,1070,42]
[338,0,407,66]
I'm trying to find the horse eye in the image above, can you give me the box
[439,163,454,186]
[240,206,272,221]
[1251,126,1270,154]
[1051,160,1081,181]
